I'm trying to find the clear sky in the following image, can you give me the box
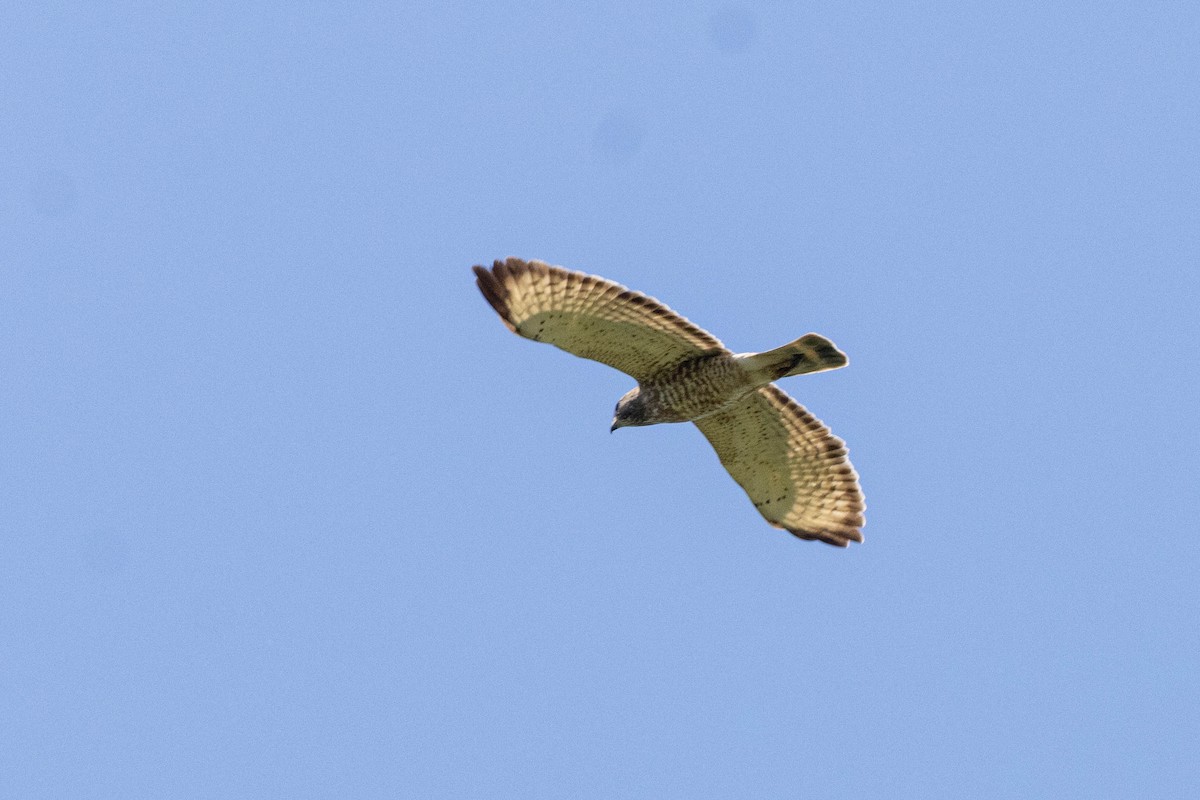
[3,2,1198,797]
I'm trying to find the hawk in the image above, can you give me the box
[473,257,865,546]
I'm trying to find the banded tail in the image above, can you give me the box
[740,334,848,382]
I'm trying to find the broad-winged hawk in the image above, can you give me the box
[473,257,865,547]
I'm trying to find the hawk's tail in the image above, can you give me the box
[740,334,848,382]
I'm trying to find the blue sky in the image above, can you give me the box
[3,2,1198,797]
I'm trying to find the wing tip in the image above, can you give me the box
[786,526,865,547]
[472,262,518,333]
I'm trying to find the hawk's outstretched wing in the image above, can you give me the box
[473,257,727,380]
[693,385,865,546]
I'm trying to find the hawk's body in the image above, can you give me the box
[473,257,865,547]
[628,352,756,423]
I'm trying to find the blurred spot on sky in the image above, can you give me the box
[80,528,132,577]
[708,7,758,55]
[29,167,78,217]
[592,109,647,163]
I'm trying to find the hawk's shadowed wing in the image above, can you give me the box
[693,385,865,546]
[474,257,727,380]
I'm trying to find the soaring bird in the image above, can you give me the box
[473,257,865,546]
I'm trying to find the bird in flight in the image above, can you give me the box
[473,257,865,546]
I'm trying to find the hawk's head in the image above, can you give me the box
[611,387,652,432]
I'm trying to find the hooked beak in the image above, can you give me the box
[610,419,619,433]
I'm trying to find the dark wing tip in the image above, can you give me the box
[787,527,864,547]
[472,263,517,333]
